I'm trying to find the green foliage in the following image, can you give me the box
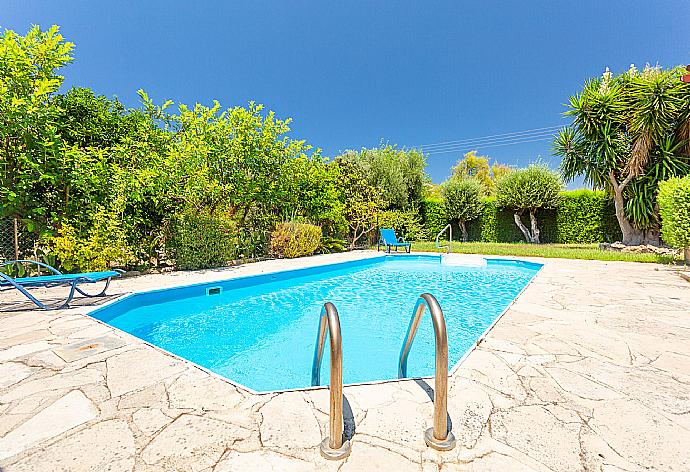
[377,210,427,241]
[333,157,383,248]
[0,25,74,224]
[1,26,353,267]
[495,165,562,212]
[441,176,484,240]
[336,144,427,210]
[554,64,690,237]
[555,190,622,243]
[658,176,690,249]
[269,222,322,258]
[428,191,620,244]
[279,156,345,235]
[420,197,446,238]
[165,211,237,270]
[318,237,347,254]
[441,177,484,234]
[48,210,134,272]
[53,87,147,148]
[452,151,512,194]
[466,197,525,242]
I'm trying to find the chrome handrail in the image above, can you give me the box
[398,293,456,451]
[311,302,351,460]
[435,224,452,253]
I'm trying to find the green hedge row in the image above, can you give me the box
[421,190,622,244]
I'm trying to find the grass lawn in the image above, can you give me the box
[407,241,680,264]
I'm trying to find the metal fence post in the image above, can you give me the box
[13,218,20,260]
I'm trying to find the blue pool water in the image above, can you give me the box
[90,255,541,392]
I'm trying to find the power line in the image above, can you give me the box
[424,136,553,155]
[420,130,558,153]
[417,125,563,150]
[420,129,560,152]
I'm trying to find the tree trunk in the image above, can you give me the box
[514,212,537,243]
[642,228,660,246]
[528,209,540,244]
[685,247,690,265]
[459,220,468,242]
[609,171,645,245]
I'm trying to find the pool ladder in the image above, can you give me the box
[398,293,456,450]
[435,224,453,253]
[311,293,455,460]
[311,302,351,460]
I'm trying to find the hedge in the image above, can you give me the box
[421,190,621,244]
[658,176,690,250]
[420,197,447,239]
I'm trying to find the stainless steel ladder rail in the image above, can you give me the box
[398,293,456,451]
[435,224,453,253]
[311,302,351,460]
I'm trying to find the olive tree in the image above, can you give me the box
[441,177,484,241]
[554,65,690,246]
[495,165,562,243]
[658,176,690,263]
[336,144,427,210]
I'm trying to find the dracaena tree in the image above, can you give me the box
[554,65,690,245]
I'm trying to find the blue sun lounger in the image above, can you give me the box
[378,228,412,253]
[0,260,123,310]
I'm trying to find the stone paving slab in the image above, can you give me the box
[0,251,689,471]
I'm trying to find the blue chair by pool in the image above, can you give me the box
[378,228,412,253]
[0,260,124,310]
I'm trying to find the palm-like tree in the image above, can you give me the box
[554,65,690,245]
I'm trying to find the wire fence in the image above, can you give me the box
[0,218,35,262]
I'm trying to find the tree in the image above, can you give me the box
[491,162,512,181]
[554,65,690,245]
[53,87,147,149]
[441,177,484,241]
[452,151,512,194]
[657,176,690,263]
[495,165,562,243]
[336,144,427,210]
[332,157,383,248]
[0,25,74,228]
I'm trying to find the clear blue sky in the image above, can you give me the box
[3,1,689,184]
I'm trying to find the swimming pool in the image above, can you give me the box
[90,254,541,392]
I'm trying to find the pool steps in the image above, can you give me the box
[441,253,487,267]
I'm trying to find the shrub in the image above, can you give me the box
[441,177,484,241]
[377,209,427,241]
[318,237,347,254]
[48,211,134,272]
[658,176,690,262]
[495,165,562,243]
[270,222,322,258]
[165,211,237,270]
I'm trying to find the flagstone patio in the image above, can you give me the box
[0,252,688,471]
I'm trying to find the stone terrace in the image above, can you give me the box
[0,252,688,471]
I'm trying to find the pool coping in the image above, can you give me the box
[80,252,544,396]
